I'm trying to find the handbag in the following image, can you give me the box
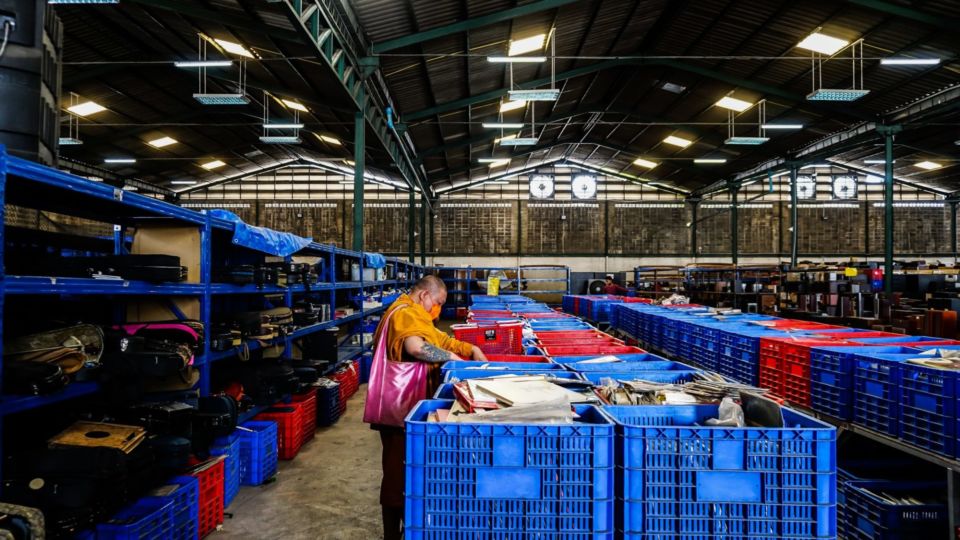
[363,306,428,427]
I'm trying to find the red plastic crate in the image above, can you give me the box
[452,322,524,355]
[760,337,854,407]
[329,361,359,400]
[255,406,304,460]
[533,330,604,339]
[190,458,224,539]
[291,389,318,445]
[810,331,901,339]
[469,310,513,318]
[539,344,644,356]
[483,354,552,363]
[537,336,624,346]
[759,353,783,396]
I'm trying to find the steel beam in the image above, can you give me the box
[730,185,739,267]
[846,0,960,30]
[790,166,798,267]
[408,190,415,262]
[878,125,901,294]
[371,0,579,53]
[126,0,303,41]
[952,202,958,265]
[689,199,699,260]
[420,194,427,266]
[353,106,365,252]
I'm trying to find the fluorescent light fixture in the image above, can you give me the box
[715,96,753,112]
[478,157,510,164]
[864,159,894,164]
[694,158,727,164]
[499,100,526,113]
[499,137,538,146]
[725,136,769,145]
[761,123,804,130]
[147,136,177,148]
[508,34,546,56]
[485,181,511,185]
[807,89,870,101]
[213,38,254,58]
[915,161,943,170]
[318,134,341,145]
[797,32,849,55]
[508,89,560,101]
[487,56,546,63]
[200,160,226,170]
[104,158,136,164]
[263,123,304,129]
[495,134,518,144]
[663,135,692,148]
[800,163,830,169]
[880,57,940,66]
[661,82,686,94]
[482,122,524,129]
[67,101,106,116]
[344,160,356,166]
[58,137,83,146]
[174,60,233,68]
[259,136,301,144]
[170,180,198,185]
[865,175,884,184]
[632,158,659,169]
[193,93,249,105]
[280,99,309,112]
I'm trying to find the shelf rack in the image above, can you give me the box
[430,265,570,312]
[0,146,423,485]
[632,266,685,298]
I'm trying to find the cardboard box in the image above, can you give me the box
[127,298,200,322]
[132,225,201,283]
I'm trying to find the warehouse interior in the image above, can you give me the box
[1,0,960,538]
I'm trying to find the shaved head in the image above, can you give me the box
[412,275,447,295]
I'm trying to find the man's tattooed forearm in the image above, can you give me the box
[420,343,449,363]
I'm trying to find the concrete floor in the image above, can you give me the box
[219,388,383,540]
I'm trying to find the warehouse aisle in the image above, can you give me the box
[219,388,381,540]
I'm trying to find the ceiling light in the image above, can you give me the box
[478,157,509,164]
[864,159,894,164]
[495,134,518,144]
[865,175,884,184]
[213,38,254,58]
[915,161,943,170]
[797,32,850,55]
[344,160,356,166]
[632,158,658,169]
[807,89,870,101]
[58,137,83,146]
[200,159,226,170]
[880,57,940,66]
[487,56,546,63]
[170,180,198,185]
[259,136,301,144]
[485,181,511,185]
[263,123,304,129]
[174,60,233,68]
[508,89,560,101]
[499,100,526,113]
[694,158,727,164]
[281,99,309,112]
[104,158,136,164]
[508,34,546,56]
[193,93,249,105]
[66,101,106,117]
[715,96,753,112]
[147,136,177,148]
[318,134,341,145]
[661,82,686,94]
[761,123,804,130]
[725,136,769,145]
[663,135,692,148]
[482,122,524,129]
[499,137,538,146]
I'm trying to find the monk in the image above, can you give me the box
[370,275,487,540]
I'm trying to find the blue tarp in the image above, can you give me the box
[364,253,387,269]
[209,210,312,257]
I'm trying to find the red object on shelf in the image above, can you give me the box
[453,322,524,355]
[255,406,304,460]
[191,458,225,539]
[759,337,855,407]
[540,344,644,357]
[536,336,624,346]
[533,330,604,339]
[291,389,318,445]
[483,354,552,363]
[456,307,469,319]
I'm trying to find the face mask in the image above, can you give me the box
[429,304,441,320]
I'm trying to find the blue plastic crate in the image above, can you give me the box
[443,369,583,383]
[852,336,956,345]
[359,352,373,384]
[570,360,693,373]
[844,480,947,539]
[405,399,615,539]
[316,380,343,427]
[853,353,917,437]
[434,383,455,399]
[579,370,698,386]
[809,346,918,421]
[237,420,279,486]
[210,432,241,508]
[97,496,176,540]
[898,362,957,458]
[155,476,199,540]
[606,404,836,539]
[441,360,561,376]
[552,353,667,368]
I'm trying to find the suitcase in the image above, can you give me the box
[62,254,186,282]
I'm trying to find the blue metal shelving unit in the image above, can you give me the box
[0,146,422,484]
[430,265,570,310]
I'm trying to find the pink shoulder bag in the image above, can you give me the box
[363,307,428,427]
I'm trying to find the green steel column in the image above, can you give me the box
[731,186,739,267]
[352,104,365,253]
[879,125,901,294]
[429,202,435,257]
[408,189,415,263]
[951,201,958,264]
[689,199,699,260]
[420,194,427,266]
[790,166,799,268]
